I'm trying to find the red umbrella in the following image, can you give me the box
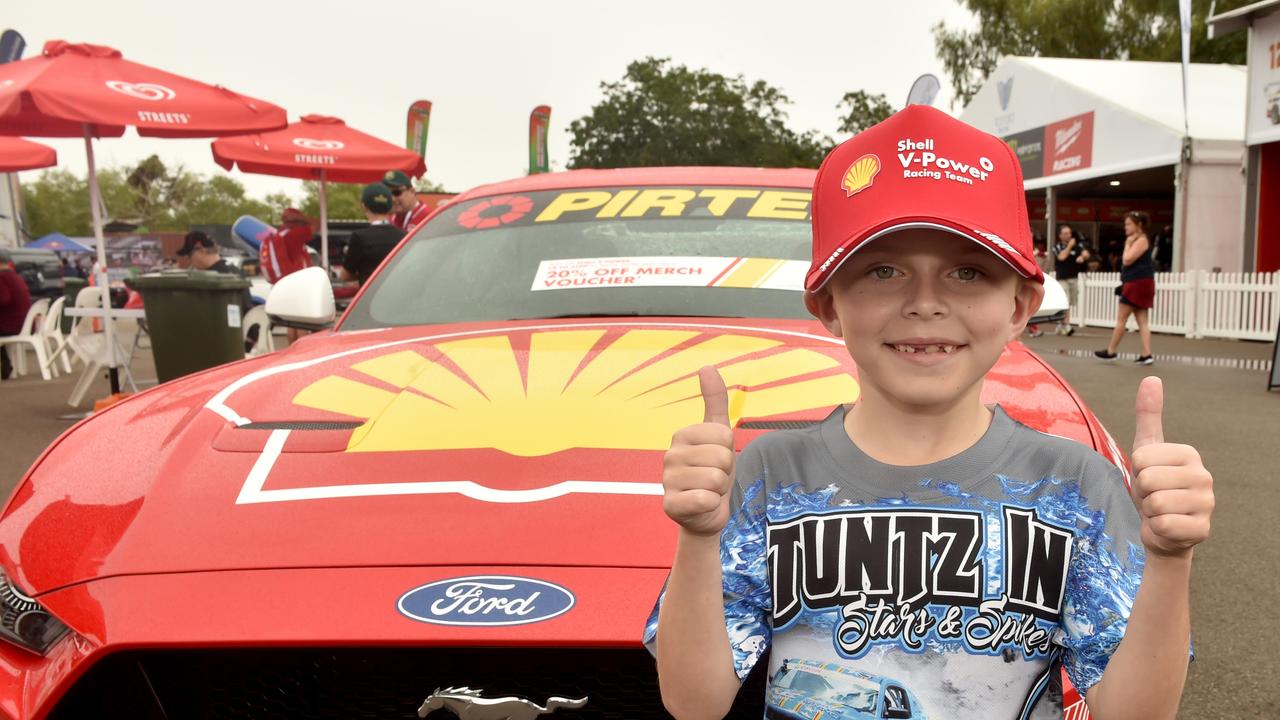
[0,40,288,394]
[0,136,55,172]
[212,114,425,269]
[0,41,285,138]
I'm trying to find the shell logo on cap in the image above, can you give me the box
[290,328,858,457]
[841,154,881,197]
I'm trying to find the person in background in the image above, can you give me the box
[1153,225,1174,272]
[273,207,315,279]
[177,231,258,351]
[1026,236,1051,337]
[383,170,430,231]
[60,257,82,279]
[0,249,33,380]
[1096,211,1156,364]
[341,183,405,286]
[1053,223,1091,335]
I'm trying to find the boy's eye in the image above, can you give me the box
[871,266,898,280]
[951,267,983,282]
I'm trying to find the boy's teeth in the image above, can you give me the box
[894,344,957,354]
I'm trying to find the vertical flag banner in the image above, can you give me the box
[905,74,941,107]
[529,105,551,175]
[406,100,432,165]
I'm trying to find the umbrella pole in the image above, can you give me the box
[319,171,329,274]
[84,125,120,396]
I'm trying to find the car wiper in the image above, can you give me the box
[508,312,746,320]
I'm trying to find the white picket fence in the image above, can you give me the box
[1073,271,1280,341]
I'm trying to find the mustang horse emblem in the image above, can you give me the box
[418,687,588,719]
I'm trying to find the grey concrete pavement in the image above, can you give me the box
[1024,326,1280,719]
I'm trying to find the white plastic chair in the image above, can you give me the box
[39,296,74,376]
[0,297,53,380]
[65,287,139,407]
[242,305,275,358]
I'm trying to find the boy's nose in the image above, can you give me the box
[901,279,948,318]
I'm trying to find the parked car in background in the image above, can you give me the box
[5,246,63,300]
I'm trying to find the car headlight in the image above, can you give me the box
[0,571,69,655]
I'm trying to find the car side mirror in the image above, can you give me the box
[1029,275,1069,325]
[265,267,335,331]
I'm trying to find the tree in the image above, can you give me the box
[126,154,191,228]
[568,57,830,169]
[933,0,1253,108]
[169,175,272,229]
[300,182,364,221]
[20,161,283,237]
[19,167,132,238]
[836,91,896,136]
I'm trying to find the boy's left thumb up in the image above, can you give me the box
[1132,376,1165,453]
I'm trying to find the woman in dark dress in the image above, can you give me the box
[1096,211,1155,365]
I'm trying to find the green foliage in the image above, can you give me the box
[170,175,272,228]
[300,181,364,220]
[568,57,831,169]
[934,0,1253,107]
[837,91,896,136]
[20,156,289,237]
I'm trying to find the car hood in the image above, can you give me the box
[3,318,1094,595]
[3,318,881,594]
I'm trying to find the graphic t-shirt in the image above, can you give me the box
[644,406,1145,720]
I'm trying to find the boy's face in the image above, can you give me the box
[804,230,1043,411]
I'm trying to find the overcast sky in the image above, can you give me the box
[9,0,974,201]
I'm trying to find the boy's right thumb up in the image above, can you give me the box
[699,365,730,427]
[661,366,737,536]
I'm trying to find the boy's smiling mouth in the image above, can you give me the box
[885,337,966,361]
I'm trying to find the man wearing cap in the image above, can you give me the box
[340,183,405,285]
[177,230,255,319]
[648,105,1211,720]
[383,170,430,231]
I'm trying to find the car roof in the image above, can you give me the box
[453,166,818,203]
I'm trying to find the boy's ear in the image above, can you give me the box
[804,288,843,338]
[1008,279,1046,342]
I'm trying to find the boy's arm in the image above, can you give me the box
[657,532,741,720]
[1084,378,1213,720]
[655,367,745,720]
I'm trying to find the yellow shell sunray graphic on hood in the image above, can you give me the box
[292,329,859,457]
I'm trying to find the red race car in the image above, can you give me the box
[1,167,1114,719]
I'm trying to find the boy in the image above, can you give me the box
[645,106,1213,720]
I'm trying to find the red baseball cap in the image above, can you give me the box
[806,104,1043,290]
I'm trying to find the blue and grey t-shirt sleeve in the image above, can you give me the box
[643,444,773,681]
[1057,460,1146,696]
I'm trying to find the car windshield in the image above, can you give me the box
[340,185,814,330]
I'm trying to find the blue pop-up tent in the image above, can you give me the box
[27,232,94,252]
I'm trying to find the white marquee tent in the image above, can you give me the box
[962,57,1247,271]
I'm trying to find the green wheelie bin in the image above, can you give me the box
[125,269,251,383]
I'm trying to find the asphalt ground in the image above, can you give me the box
[1,326,1277,718]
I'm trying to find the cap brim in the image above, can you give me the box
[807,220,1044,291]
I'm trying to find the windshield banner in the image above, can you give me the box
[531,256,806,291]
[436,187,813,235]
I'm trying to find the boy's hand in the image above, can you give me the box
[662,366,736,537]
[1130,376,1214,558]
